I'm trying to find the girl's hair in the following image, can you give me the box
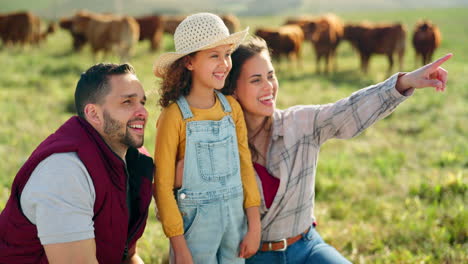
[158,54,194,107]
[222,37,273,163]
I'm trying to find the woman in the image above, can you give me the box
[221,37,451,263]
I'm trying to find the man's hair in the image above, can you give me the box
[75,63,135,118]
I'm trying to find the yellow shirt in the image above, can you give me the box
[154,95,261,237]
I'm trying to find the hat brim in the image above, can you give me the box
[153,27,249,78]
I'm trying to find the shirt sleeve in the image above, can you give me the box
[20,152,95,245]
[228,96,261,209]
[154,105,185,237]
[283,73,413,146]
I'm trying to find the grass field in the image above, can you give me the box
[0,8,466,263]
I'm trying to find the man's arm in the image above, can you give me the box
[44,239,98,264]
[20,153,97,261]
[123,243,144,264]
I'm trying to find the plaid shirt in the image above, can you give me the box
[258,73,413,241]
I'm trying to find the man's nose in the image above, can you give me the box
[136,104,148,119]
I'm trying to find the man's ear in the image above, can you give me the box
[84,104,101,125]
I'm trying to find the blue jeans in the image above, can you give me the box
[246,226,351,264]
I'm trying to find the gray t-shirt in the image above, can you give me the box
[20,152,96,245]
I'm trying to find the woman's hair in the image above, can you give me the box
[222,37,270,96]
[222,37,273,163]
[158,54,194,107]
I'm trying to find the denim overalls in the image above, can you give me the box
[175,91,247,264]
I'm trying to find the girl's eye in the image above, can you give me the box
[268,75,275,80]
[141,100,146,106]
[211,54,218,58]
[123,100,131,104]
[225,53,231,57]
[250,79,260,84]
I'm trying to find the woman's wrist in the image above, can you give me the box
[395,72,411,94]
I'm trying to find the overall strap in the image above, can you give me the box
[175,96,193,120]
[215,91,232,113]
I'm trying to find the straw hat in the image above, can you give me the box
[153,13,249,77]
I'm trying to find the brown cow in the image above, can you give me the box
[344,22,406,73]
[135,15,165,51]
[71,11,140,61]
[285,16,314,26]
[0,11,53,47]
[0,11,37,47]
[255,25,304,64]
[162,15,186,35]
[34,22,56,44]
[299,14,344,74]
[60,17,87,51]
[284,16,316,40]
[412,20,441,65]
[163,14,241,35]
[221,14,241,34]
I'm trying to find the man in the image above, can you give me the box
[0,63,153,264]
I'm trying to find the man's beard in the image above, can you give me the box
[103,110,144,149]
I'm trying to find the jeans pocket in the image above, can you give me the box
[180,205,201,239]
[302,226,326,252]
[195,136,238,182]
[303,225,319,241]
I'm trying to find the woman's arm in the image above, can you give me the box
[396,53,451,93]
[287,54,452,146]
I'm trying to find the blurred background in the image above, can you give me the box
[2,0,468,17]
[1,0,467,263]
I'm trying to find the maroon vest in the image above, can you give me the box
[0,116,154,264]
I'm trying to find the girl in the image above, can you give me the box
[153,13,261,264]
[221,37,451,263]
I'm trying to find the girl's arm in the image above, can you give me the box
[229,97,262,257]
[153,106,185,238]
[154,106,194,263]
[170,235,194,264]
[229,97,261,208]
[239,206,261,259]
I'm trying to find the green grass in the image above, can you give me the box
[1,7,467,263]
